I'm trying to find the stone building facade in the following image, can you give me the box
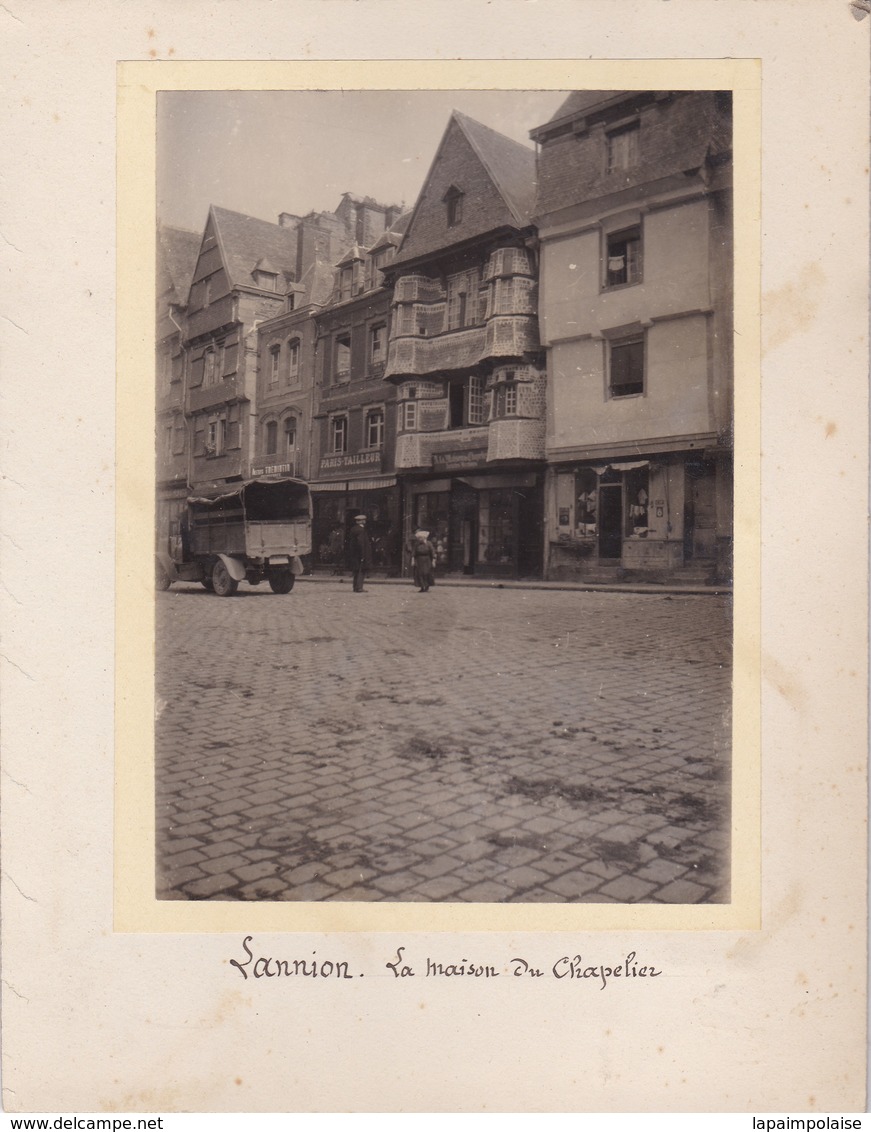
[384,111,547,578]
[531,90,733,582]
[309,203,406,574]
[155,224,202,555]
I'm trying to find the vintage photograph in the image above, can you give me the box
[154,88,734,904]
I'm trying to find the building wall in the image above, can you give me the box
[547,313,713,454]
[534,89,733,580]
[534,91,730,219]
[253,308,318,479]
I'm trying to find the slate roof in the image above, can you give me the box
[452,111,537,225]
[392,113,537,267]
[157,225,201,304]
[537,90,626,131]
[210,206,299,289]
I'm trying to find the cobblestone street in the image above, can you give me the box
[155,580,732,904]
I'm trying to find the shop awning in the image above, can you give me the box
[310,476,397,493]
[591,460,650,475]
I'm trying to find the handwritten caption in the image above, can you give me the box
[229,936,661,990]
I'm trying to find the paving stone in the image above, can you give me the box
[237,877,287,899]
[157,588,731,905]
[636,858,689,884]
[544,870,605,899]
[653,878,711,904]
[454,881,516,903]
[183,873,239,898]
[407,875,467,900]
[162,848,208,869]
[597,875,658,902]
[497,865,550,890]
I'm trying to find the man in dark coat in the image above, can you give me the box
[348,513,372,593]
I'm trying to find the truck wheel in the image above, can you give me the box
[268,568,295,594]
[156,561,171,592]
[212,559,238,597]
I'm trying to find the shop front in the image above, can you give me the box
[310,470,402,575]
[405,467,543,579]
[546,452,732,582]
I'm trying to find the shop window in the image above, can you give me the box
[609,335,645,398]
[334,334,351,383]
[444,185,463,228]
[479,489,514,565]
[605,227,642,287]
[366,407,384,449]
[331,415,348,453]
[625,467,649,538]
[606,121,639,172]
[268,344,280,387]
[415,492,450,570]
[265,420,278,455]
[287,339,300,386]
[575,468,598,537]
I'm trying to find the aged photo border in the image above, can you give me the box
[115,58,761,934]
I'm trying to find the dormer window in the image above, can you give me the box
[444,185,464,228]
[606,121,640,173]
[253,258,281,292]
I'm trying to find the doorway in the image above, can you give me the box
[450,483,478,574]
[684,460,717,560]
[598,483,623,559]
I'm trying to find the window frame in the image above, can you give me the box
[444,186,464,228]
[369,323,386,368]
[206,415,227,457]
[607,334,646,399]
[284,416,297,458]
[286,338,300,386]
[365,406,385,450]
[606,120,640,174]
[268,344,281,387]
[400,401,418,432]
[334,333,352,383]
[467,374,486,425]
[264,419,279,455]
[331,414,348,453]
[604,225,643,290]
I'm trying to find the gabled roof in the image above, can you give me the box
[451,111,537,226]
[335,243,367,268]
[157,224,200,303]
[369,211,413,254]
[209,206,299,289]
[392,113,536,267]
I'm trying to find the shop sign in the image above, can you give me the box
[432,448,488,471]
[319,450,383,479]
[251,461,295,476]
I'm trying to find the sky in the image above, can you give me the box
[157,89,570,233]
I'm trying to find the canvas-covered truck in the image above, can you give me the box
[156,475,313,596]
